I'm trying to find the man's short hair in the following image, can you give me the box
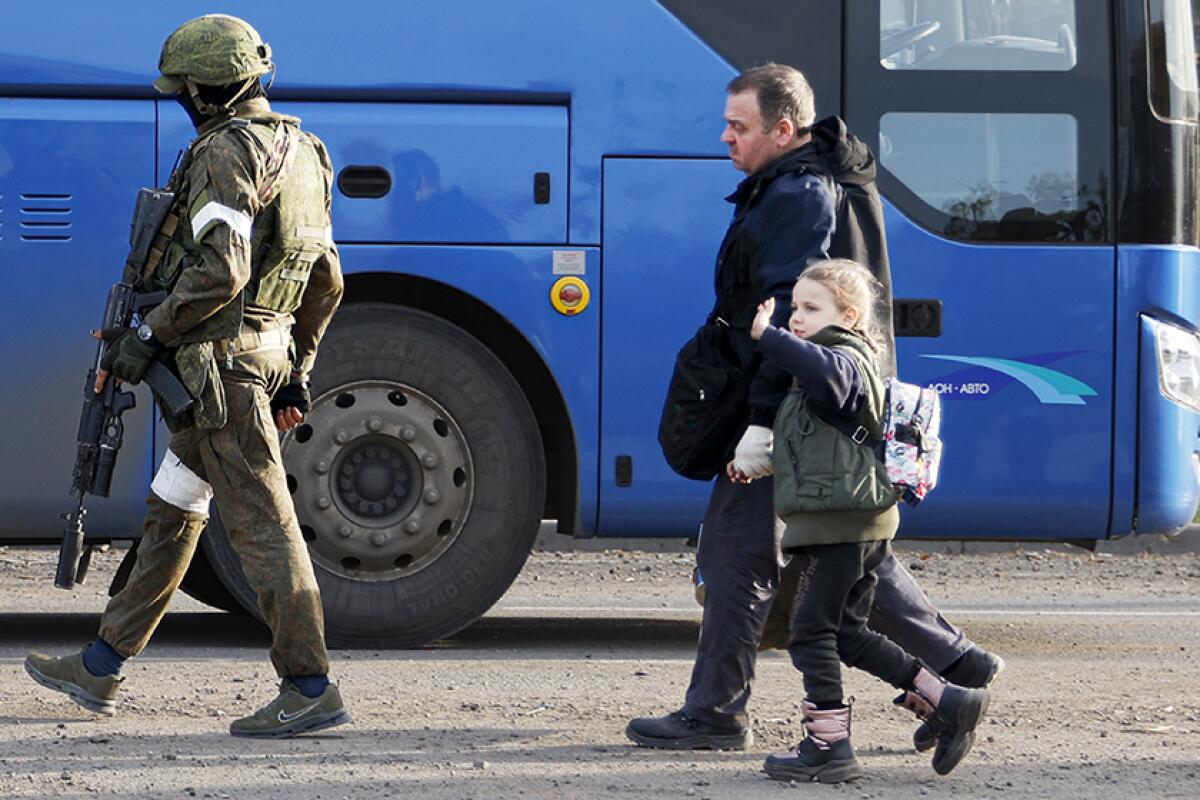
[726,63,816,135]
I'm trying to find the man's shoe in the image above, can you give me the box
[764,701,864,784]
[24,650,123,716]
[229,680,351,739]
[913,647,1003,752]
[625,710,751,750]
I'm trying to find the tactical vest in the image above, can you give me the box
[151,112,334,345]
[771,326,896,519]
[241,119,334,314]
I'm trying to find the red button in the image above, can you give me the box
[560,285,583,305]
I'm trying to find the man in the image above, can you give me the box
[25,14,349,738]
[627,64,1000,751]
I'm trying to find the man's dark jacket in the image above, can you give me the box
[710,115,893,430]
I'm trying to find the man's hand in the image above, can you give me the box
[750,297,775,341]
[271,375,311,432]
[731,424,773,480]
[94,327,157,393]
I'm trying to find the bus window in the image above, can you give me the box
[879,112,1106,242]
[881,0,1078,71]
[1146,0,1200,123]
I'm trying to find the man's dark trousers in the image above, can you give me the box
[683,475,970,729]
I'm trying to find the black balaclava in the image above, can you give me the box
[176,79,266,129]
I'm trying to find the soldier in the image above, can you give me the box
[24,14,349,738]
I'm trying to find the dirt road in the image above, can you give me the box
[1,543,1198,799]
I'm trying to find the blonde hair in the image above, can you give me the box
[798,259,884,351]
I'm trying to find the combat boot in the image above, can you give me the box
[625,709,751,750]
[763,700,864,784]
[895,667,990,775]
[25,649,123,715]
[914,646,1003,752]
[229,679,351,738]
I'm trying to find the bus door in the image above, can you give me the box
[0,99,155,539]
[849,0,1116,539]
[597,157,734,537]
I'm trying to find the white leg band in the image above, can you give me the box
[150,450,214,514]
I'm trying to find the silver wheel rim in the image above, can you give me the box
[282,380,474,582]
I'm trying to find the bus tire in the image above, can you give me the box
[201,303,546,648]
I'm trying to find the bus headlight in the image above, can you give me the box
[1151,318,1200,411]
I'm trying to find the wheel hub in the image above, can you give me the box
[282,381,474,581]
[337,441,415,520]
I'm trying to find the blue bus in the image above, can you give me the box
[2,0,1198,646]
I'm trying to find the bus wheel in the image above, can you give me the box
[201,304,546,648]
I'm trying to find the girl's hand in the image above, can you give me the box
[726,460,752,484]
[750,298,775,341]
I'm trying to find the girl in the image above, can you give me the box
[737,259,989,783]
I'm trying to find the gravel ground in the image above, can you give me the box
[1,542,1198,799]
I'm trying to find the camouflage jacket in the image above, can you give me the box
[141,97,344,426]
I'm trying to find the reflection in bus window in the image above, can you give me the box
[881,0,1077,71]
[1145,0,1200,123]
[880,112,1106,242]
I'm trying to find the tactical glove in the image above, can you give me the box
[99,328,158,386]
[271,376,312,416]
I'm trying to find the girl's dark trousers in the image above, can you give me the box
[787,539,922,705]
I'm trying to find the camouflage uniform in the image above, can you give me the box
[98,92,344,678]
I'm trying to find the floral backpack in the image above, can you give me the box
[880,378,943,506]
[824,376,943,507]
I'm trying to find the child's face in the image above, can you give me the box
[789,278,860,339]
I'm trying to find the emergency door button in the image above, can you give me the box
[550,276,590,316]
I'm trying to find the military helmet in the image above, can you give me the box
[154,14,273,94]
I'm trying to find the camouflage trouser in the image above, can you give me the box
[98,327,330,677]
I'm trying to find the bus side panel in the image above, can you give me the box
[597,157,732,537]
[1115,246,1200,534]
[0,98,155,539]
[159,101,569,246]
[885,203,1115,540]
[336,245,601,533]
[2,1,735,247]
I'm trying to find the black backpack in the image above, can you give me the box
[657,321,759,481]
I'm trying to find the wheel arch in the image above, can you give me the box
[341,271,580,534]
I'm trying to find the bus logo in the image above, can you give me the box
[920,354,1098,405]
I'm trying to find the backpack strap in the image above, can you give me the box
[803,344,885,452]
[809,402,883,452]
[256,121,299,206]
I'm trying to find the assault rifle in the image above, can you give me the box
[56,189,194,589]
